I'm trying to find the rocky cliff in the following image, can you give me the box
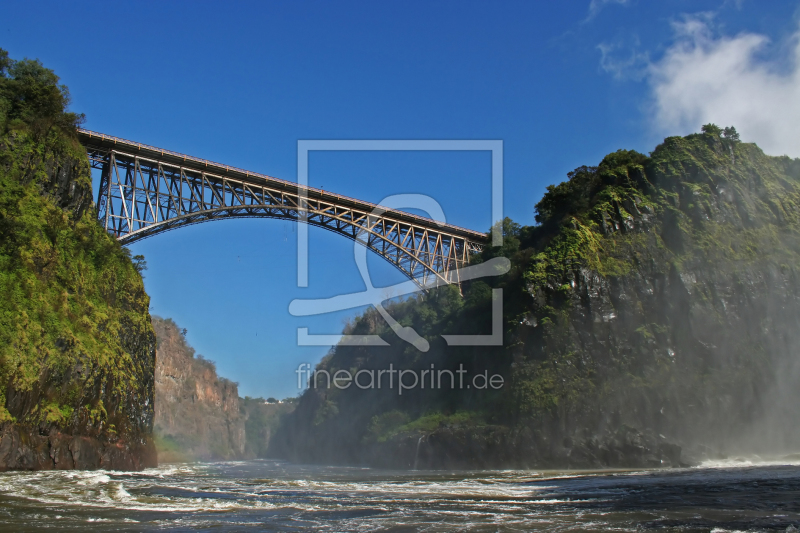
[240,397,296,458]
[273,126,800,469]
[0,51,156,470]
[152,317,245,461]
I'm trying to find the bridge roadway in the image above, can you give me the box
[78,129,488,287]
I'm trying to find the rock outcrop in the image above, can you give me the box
[0,52,157,471]
[152,317,245,461]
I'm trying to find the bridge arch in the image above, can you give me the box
[80,130,487,287]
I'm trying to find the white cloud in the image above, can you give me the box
[585,0,630,23]
[648,16,800,157]
[598,38,650,80]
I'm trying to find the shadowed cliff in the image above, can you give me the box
[272,125,800,469]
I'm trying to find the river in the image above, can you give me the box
[1,458,799,531]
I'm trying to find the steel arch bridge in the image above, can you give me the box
[79,129,488,287]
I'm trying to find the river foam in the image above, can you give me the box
[0,460,798,531]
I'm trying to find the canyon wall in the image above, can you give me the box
[0,51,156,470]
[152,317,245,461]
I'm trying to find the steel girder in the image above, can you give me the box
[82,131,487,287]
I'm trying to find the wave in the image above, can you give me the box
[1,460,798,531]
[698,453,800,469]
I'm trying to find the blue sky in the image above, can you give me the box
[5,0,800,399]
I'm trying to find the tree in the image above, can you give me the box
[483,217,521,258]
[0,49,84,137]
[723,126,740,141]
[0,49,10,77]
[132,254,147,273]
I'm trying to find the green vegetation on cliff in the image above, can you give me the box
[509,125,800,424]
[239,396,295,458]
[0,49,155,462]
[274,125,800,468]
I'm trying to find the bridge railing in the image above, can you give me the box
[79,128,488,241]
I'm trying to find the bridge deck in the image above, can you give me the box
[78,128,487,242]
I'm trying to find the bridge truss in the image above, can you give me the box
[79,129,487,287]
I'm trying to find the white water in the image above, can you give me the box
[413,435,423,470]
[0,459,799,531]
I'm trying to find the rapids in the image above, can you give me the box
[1,459,800,531]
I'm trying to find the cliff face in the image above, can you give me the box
[152,317,244,461]
[273,127,800,469]
[501,131,800,465]
[240,397,295,458]
[0,52,156,470]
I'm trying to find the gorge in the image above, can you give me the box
[2,48,800,473]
